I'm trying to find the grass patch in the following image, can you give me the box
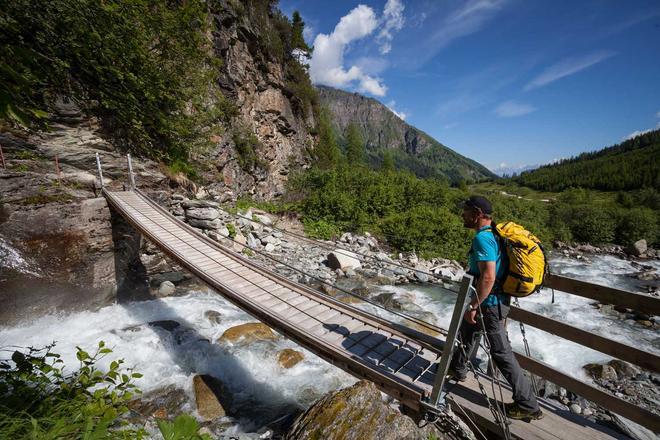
[18,192,73,205]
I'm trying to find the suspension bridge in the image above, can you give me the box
[100,154,659,440]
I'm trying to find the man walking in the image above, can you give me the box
[448,195,543,421]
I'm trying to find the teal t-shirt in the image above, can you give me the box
[468,225,507,306]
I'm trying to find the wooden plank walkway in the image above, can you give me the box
[104,189,625,440]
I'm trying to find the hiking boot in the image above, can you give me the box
[445,368,467,382]
[505,402,544,421]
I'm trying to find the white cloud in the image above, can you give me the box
[449,0,503,23]
[303,24,315,43]
[524,51,615,91]
[421,0,506,64]
[377,0,405,54]
[309,5,388,96]
[355,56,389,75]
[624,125,659,141]
[494,100,536,118]
[386,100,408,120]
[656,110,660,119]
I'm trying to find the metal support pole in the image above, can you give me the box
[429,274,473,407]
[95,152,104,188]
[126,154,136,190]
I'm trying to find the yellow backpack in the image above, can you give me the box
[493,221,547,297]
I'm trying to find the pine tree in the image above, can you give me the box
[345,122,365,165]
[314,108,342,169]
[291,11,313,64]
[382,150,395,172]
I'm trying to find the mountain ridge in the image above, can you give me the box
[316,85,495,183]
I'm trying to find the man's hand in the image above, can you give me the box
[464,308,477,324]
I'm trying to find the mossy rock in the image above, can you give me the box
[218,322,278,345]
[285,381,448,440]
[277,348,304,369]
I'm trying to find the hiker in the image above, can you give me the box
[448,195,543,421]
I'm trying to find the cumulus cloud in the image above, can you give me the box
[494,100,536,118]
[309,5,388,96]
[386,100,408,120]
[377,0,405,54]
[524,51,615,91]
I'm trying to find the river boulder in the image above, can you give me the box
[193,375,226,420]
[277,348,304,368]
[286,381,449,440]
[218,322,278,345]
[627,239,648,257]
[327,249,361,271]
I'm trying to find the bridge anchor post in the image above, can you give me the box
[126,154,136,190]
[95,152,104,188]
[428,274,473,408]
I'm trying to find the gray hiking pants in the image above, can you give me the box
[449,303,540,412]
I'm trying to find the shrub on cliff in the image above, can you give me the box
[0,0,231,162]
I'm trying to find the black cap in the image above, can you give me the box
[463,195,493,215]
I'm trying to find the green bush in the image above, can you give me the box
[303,218,341,240]
[616,208,658,246]
[380,205,470,261]
[0,342,143,439]
[232,125,268,172]
[569,206,616,244]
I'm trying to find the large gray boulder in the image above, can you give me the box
[627,239,648,257]
[185,207,220,221]
[188,218,221,230]
[327,249,362,271]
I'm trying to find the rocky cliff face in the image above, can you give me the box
[204,1,316,200]
[317,85,494,183]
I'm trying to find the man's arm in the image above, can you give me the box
[464,260,496,324]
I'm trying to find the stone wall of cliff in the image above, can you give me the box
[203,0,316,200]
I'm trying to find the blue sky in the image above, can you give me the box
[279,0,660,175]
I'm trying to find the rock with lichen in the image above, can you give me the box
[285,381,455,440]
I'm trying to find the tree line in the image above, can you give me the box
[513,130,660,191]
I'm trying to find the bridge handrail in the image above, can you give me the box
[506,276,660,432]
[544,273,660,315]
[509,306,659,373]
[515,353,660,433]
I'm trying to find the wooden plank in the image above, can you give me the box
[516,353,660,433]
[446,377,625,440]
[545,273,660,315]
[509,306,660,373]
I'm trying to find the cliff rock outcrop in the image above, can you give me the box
[205,1,316,200]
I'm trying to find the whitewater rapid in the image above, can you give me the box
[0,253,657,433]
[387,254,660,381]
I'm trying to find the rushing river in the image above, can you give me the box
[0,252,658,435]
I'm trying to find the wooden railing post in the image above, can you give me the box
[429,274,473,407]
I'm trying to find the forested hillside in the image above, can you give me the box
[515,130,659,191]
[317,86,495,184]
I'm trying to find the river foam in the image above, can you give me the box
[0,290,355,433]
